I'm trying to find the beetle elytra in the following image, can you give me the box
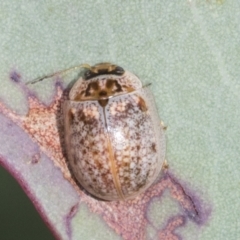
[63,63,166,201]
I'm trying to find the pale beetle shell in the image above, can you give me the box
[63,67,166,201]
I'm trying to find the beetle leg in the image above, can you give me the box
[162,159,169,171]
[160,121,167,130]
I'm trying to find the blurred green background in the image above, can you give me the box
[0,166,54,240]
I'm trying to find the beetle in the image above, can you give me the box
[63,63,166,201]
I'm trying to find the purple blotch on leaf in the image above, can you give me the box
[10,70,22,83]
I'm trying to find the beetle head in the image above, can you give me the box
[84,63,124,80]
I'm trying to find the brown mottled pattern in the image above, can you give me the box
[65,86,165,200]
[64,101,118,200]
[69,71,142,101]
[65,72,166,200]
[106,91,161,197]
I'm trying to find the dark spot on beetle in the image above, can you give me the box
[85,82,99,96]
[91,81,99,90]
[136,145,140,150]
[115,80,123,92]
[101,172,107,178]
[105,79,123,93]
[136,168,141,175]
[99,90,107,96]
[98,99,109,107]
[93,150,98,155]
[151,143,156,152]
[95,161,103,170]
[68,109,75,125]
[137,157,141,162]
[106,79,115,88]
[123,162,129,167]
[77,110,86,122]
[124,177,130,182]
[137,97,148,112]
[85,83,92,96]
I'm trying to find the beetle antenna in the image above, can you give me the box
[143,83,152,88]
[26,63,92,85]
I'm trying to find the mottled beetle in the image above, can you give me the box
[63,63,166,201]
